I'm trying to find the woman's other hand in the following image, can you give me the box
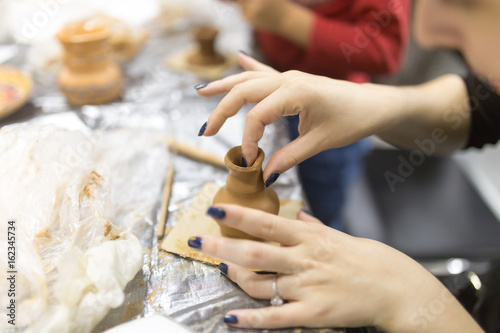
[188,204,482,332]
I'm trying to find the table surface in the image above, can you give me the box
[0,15,343,333]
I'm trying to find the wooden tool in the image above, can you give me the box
[167,137,226,169]
[157,165,175,239]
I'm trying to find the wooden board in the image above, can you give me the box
[160,182,303,266]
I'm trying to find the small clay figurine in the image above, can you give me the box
[57,20,123,106]
[213,146,280,240]
[188,26,225,66]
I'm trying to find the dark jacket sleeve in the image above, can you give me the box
[464,73,500,149]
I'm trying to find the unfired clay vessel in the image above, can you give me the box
[57,21,123,106]
[188,26,225,66]
[213,146,280,240]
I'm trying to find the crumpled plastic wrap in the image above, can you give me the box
[0,124,170,332]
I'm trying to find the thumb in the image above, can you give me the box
[238,52,278,73]
[296,210,323,224]
[262,133,325,180]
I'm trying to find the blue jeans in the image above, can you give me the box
[288,116,370,231]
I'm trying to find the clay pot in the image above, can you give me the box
[213,146,280,240]
[57,21,123,106]
[188,26,225,66]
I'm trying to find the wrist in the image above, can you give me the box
[379,276,483,333]
[363,250,448,333]
[379,281,446,333]
[359,83,408,136]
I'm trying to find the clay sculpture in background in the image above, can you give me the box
[57,20,123,106]
[165,25,237,80]
[213,146,280,240]
[188,26,225,66]
[91,14,149,64]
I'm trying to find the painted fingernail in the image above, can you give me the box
[239,50,249,56]
[223,315,238,324]
[241,156,248,167]
[187,236,202,250]
[218,262,228,275]
[194,83,207,90]
[198,122,207,136]
[207,206,226,219]
[265,172,280,187]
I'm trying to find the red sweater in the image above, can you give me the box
[256,0,411,82]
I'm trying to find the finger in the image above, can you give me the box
[238,52,278,73]
[296,210,323,225]
[224,263,274,299]
[204,77,281,138]
[197,235,295,273]
[196,70,274,97]
[224,263,302,300]
[262,132,326,180]
[240,87,294,164]
[209,204,304,245]
[224,303,308,329]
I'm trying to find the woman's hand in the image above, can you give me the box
[197,54,470,180]
[197,53,402,179]
[188,205,483,332]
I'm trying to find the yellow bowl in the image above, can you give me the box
[0,66,34,120]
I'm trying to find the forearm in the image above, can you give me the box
[377,74,470,154]
[274,2,314,49]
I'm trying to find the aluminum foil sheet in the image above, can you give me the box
[0,4,343,332]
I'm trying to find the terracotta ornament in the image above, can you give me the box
[188,26,225,66]
[213,146,280,240]
[165,25,238,80]
[57,20,123,106]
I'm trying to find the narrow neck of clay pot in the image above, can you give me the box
[194,27,218,58]
[225,146,265,195]
[199,38,216,57]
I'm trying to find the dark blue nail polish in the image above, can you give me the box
[224,315,238,324]
[300,209,312,215]
[207,207,226,219]
[241,156,248,167]
[198,122,207,136]
[218,262,228,275]
[194,83,207,90]
[187,237,202,250]
[265,172,280,187]
[239,50,249,56]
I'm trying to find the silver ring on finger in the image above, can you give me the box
[270,274,285,306]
